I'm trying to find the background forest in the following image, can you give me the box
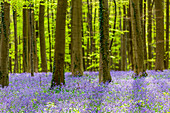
[0,0,169,112]
[1,0,169,73]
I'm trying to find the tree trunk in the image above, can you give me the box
[143,0,147,69]
[0,2,10,88]
[82,12,86,71]
[71,0,84,76]
[39,1,48,72]
[30,5,34,76]
[35,21,39,72]
[127,4,133,70]
[99,0,112,83]
[165,0,169,69]
[87,0,94,71]
[47,0,52,72]
[118,6,122,71]
[33,15,38,73]
[51,0,67,89]
[147,0,152,70]
[93,0,97,71]
[27,4,31,73]
[23,5,28,73]
[155,0,164,71]
[121,5,126,71]
[130,0,147,77]
[86,13,90,70]
[13,9,18,73]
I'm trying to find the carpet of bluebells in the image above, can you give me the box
[0,70,169,113]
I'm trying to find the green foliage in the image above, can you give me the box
[3,0,168,72]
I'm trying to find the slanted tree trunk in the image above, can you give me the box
[0,2,10,88]
[23,5,29,73]
[99,0,112,84]
[155,0,164,71]
[13,8,18,73]
[39,1,47,72]
[51,0,67,89]
[71,0,84,76]
[165,0,169,69]
[130,0,147,77]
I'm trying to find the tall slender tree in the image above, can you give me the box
[93,0,97,71]
[51,0,67,89]
[155,0,164,71]
[109,0,117,70]
[13,5,18,73]
[143,0,147,69]
[32,11,38,73]
[23,5,29,72]
[27,3,31,73]
[147,0,153,70]
[99,0,112,83]
[0,8,1,79]
[121,5,126,71]
[30,4,34,76]
[35,20,39,72]
[130,0,147,77]
[39,1,48,72]
[47,0,52,72]
[71,0,84,76]
[165,0,169,69]
[0,2,10,88]
[127,4,133,70]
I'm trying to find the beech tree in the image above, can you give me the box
[165,0,169,69]
[99,0,112,83]
[71,0,84,76]
[0,2,10,88]
[130,0,147,77]
[51,0,67,88]
[147,0,153,70]
[13,5,18,73]
[23,5,29,72]
[39,1,47,72]
[155,0,164,71]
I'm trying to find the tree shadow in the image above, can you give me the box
[85,82,108,112]
[152,74,169,111]
[130,77,147,112]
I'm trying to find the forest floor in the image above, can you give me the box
[0,70,169,113]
